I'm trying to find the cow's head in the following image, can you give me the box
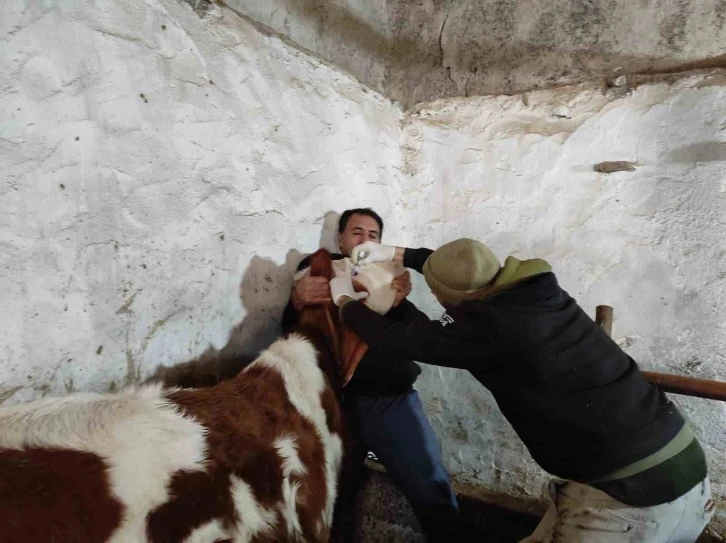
[297,249,399,392]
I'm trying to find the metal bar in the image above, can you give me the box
[640,371,726,402]
[595,304,726,401]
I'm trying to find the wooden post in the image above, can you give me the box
[640,371,726,402]
[595,304,726,401]
[595,305,613,336]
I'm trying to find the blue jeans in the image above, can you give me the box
[332,388,464,541]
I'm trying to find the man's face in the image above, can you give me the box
[337,213,381,256]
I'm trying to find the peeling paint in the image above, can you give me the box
[63,377,75,393]
[140,314,175,354]
[125,350,139,386]
[0,386,23,404]
[116,290,142,315]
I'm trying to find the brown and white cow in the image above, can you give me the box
[0,249,370,543]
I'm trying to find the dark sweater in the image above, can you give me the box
[341,248,706,505]
[281,253,421,396]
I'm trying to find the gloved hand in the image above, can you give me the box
[329,260,369,306]
[351,241,396,266]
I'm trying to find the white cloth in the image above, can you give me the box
[521,477,714,543]
[332,258,404,315]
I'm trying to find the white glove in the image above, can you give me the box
[350,241,396,266]
[329,260,369,306]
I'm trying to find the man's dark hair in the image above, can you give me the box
[338,208,384,238]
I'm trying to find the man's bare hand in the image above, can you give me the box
[391,271,412,307]
[292,273,332,310]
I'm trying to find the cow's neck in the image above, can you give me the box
[291,322,343,401]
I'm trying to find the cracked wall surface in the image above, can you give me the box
[221,0,726,108]
[385,0,726,106]
[398,73,726,534]
[0,0,405,404]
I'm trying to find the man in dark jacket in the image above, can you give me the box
[282,209,464,541]
[329,237,714,542]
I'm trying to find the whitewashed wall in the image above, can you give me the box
[0,0,404,404]
[398,75,726,531]
[2,0,725,534]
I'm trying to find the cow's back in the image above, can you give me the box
[0,447,124,543]
[161,333,343,542]
[0,335,343,542]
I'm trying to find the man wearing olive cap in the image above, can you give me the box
[329,238,713,543]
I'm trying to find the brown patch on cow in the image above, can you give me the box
[147,468,235,542]
[165,359,334,542]
[320,386,342,436]
[339,328,369,385]
[0,448,123,543]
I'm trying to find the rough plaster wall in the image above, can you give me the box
[224,0,388,93]
[0,0,404,405]
[3,0,726,535]
[212,0,726,108]
[400,74,726,533]
[386,0,726,106]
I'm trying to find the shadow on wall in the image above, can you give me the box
[148,249,302,388]
[149,211,342,388]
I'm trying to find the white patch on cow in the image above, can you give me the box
[253,337,325,425]
[275,435,306,478]
[230,476,277,542]
[0,385,208,543]
[254,336,343,529]
[183,519,230,543]
[275,435,306,538]
[322,432,343,526]
[281,477,303,538]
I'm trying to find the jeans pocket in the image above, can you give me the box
[600,508,660,530]
[557,505,659,540]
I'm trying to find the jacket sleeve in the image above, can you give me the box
[403,247,434,274]
[340,299,493,369]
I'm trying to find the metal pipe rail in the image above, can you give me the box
[595,305,726,402]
